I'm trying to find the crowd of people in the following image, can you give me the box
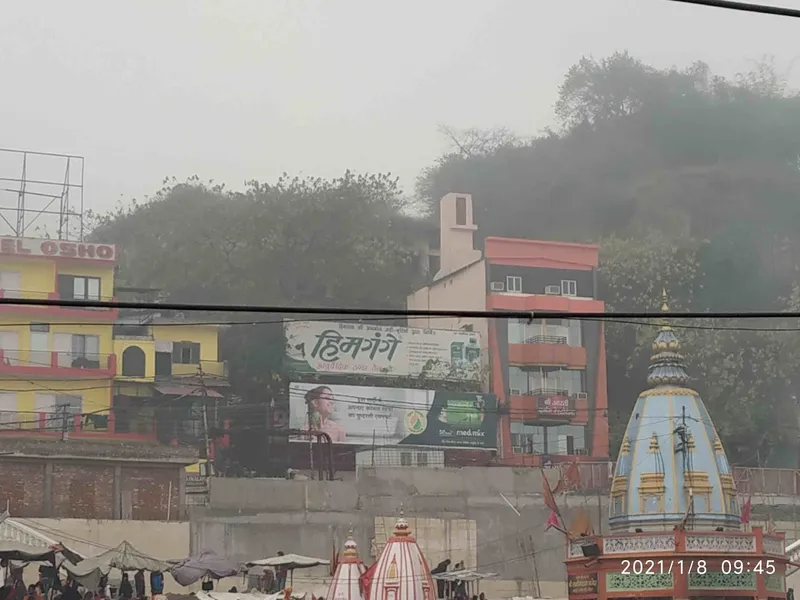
[0,567,165,600]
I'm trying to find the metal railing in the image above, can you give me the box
[523,335,568,345]
[0,289,117,309]
[0,349,115,371]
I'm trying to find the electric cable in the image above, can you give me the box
[665,0,800,18]
[7,295,800,321]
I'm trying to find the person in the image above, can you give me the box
[261,569,275,593]
[275,551,288,591]
[134,570,145,600]
[149,571,164,598]
[119,574,133,600]
[303,386,346,442]
[60,581,80,600]
[8,571,25,600]
[431,559,450,599]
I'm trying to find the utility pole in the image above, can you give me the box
[59,403,68,442]
[197,366,213,475]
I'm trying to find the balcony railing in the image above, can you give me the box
[0,409,156,440]
[523,335,568,345]
[525,388,570,397]
[0,289,117,311]
[0,349,116,375]
[169,360,228,378]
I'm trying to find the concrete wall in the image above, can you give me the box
[192,467,607,598]
[23,519,191,592]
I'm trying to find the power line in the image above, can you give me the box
[665,0,800,18]
[8,295,800,321]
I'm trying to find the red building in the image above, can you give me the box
[408,193,609,465]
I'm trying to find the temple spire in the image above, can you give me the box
[646,289,690,388]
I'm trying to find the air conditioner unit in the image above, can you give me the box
[575,448,589,456]
[545,285,561,295]
[490,281,505,291]
[575,392,588,400]
[509,388,522,396]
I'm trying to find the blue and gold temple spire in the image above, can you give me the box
[608,290,742,532]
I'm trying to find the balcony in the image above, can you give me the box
[0,289,119,319]
[509,340,587,367]
[0,410,157,441]
[489,293,604,314]
[508,391,588,424]
[169,360,228,378]
[0,349,116,378]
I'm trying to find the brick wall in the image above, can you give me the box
[0,458,183,520]
[121,466,179,521]
[51,463,114,519]
[0,461,46,517]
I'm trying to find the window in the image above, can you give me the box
[455,196,467,226]
[30,323,50,333]
[0,272,21,298]
[506,276,522,293]
[72,334,100,359]
[173,342,201,365]
[0,392,17,429]
[58,275,101,301]
[416,452,429,467]
[509,318,581,347]
[510,367,585,396]
[55,394,83,431]
[400,452,413,467]
[561,280,577,297]
[121,346,146,377]
[511,423,586,455]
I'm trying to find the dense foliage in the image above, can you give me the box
[93,52,800,468]
[418,53,800,466]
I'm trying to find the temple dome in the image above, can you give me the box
[368,512,436,600]
[327,528,366,600]
[608,293,741,532]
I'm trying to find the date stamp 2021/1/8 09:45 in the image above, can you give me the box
[620,559,777,575]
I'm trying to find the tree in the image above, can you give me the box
[89,172,429,473]
[418,54,800,465]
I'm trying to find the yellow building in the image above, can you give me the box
[0,237,228,445]
[0,237,119,433]
[112,305,228,445]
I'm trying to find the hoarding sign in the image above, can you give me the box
[0,237,117,261]
[288,382,497,449]
[537,395,575,417]
[285,321,482,381]
[568,573,598,596]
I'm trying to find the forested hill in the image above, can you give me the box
[90,53,800,469]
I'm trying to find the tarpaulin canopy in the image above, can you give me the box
[245,554,329,569]
[171,551,239,586]
[431,570,498,582]
[195,592,306,600]
[62,541,171,590]
[0,542,57,563]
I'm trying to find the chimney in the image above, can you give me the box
[436,193,481,279]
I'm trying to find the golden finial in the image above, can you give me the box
[661,287,670,313]
[348,523,354,538]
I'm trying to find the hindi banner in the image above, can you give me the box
[288,382,497,449]
[284,320,483,382]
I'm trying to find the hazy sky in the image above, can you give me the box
[2,0,800,222]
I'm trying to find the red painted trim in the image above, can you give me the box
[0,430,157,441]
[485,237,599,269]
[508,342,587,368]
[0,349,116,379]
[488,294,605,313]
